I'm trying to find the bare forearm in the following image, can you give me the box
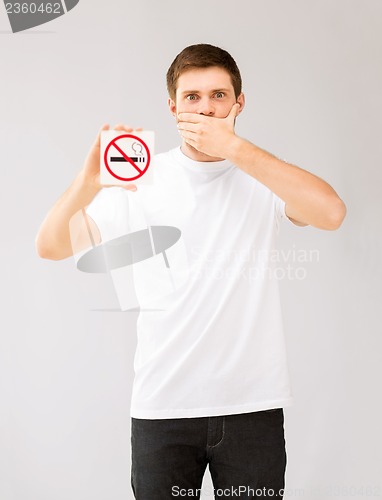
[35,172,101,260]
[225,137,346,229]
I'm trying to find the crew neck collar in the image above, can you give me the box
[173,145,233,172]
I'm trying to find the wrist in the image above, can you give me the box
[224,134,244,163]
[75,170,101,195]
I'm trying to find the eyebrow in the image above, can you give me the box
[180,88,231,95]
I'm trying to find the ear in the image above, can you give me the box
[168,97,177,118]
[236,92,245,115]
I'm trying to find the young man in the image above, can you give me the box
[36,44,346,499]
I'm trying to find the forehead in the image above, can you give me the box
[177,66,234,93]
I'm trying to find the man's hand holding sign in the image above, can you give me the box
[35,123,141,260]
[83,124,142,192]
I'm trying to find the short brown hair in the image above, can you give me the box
[166,43,242,101]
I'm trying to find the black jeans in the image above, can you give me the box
[131,408,287,499]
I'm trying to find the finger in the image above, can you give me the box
[114,124,133,132]
[177,112,204,124]
[106,183,137,191]
[94,123,109,148]
[179,130,197,141]
[183,136,199,150]
[177,122,199,132]
[122,184,137,191]
[227,103,240,123]
[122,124,136,132]
[134,127,143,131]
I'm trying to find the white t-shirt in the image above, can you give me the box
[85,145,299,419]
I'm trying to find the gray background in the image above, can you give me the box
[1,0,381,499]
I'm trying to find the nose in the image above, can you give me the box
[197,97,215,116]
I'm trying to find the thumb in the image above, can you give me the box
[95,123,110,149]
[227,103,240,123]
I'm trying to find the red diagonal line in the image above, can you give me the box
[111,141,142,173]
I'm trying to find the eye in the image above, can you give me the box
[186,94,198,101]
[214,92,225,98]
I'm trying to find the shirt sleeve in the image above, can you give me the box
[273,192,304,231]
[85,187,131,243]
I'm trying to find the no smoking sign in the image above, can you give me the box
[100,130,155,186]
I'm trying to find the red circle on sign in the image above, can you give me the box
[104,134,151,181]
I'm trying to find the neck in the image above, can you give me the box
[181,141,224,162]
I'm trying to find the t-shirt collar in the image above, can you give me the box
[173,145,233,173]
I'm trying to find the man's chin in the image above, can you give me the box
[183,142,224,162]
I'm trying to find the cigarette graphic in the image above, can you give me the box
[110,157,145,163]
